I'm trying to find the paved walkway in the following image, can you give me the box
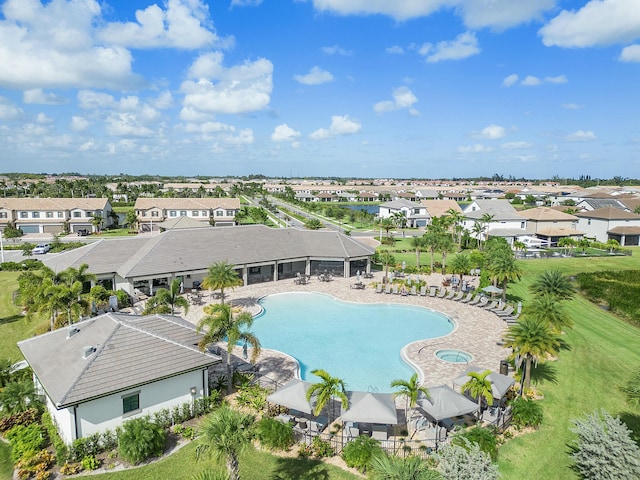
[178,272,512,390]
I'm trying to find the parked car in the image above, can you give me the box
[77,229,89,236]
[33,243,51,254]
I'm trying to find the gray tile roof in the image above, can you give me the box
[576,207,640,220]
[18,314,219,408]
[379,199,421,209]
[43,225,375,280]
[464,200,522,221]
[578,199,627,210]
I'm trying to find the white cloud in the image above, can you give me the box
[105,112,155,137]
[458,0,556,30]
[544,75,567,84]
[474,124,506,140]
[539,0,640,47]
[386,45,404,54]
[503,74,519,87]
[521,75,541,86]
[310,115,361,140]
[293,66,334,85]
[562,103,583,109]
[150,91,174,110]
[71,116,90,131]
[311,0,556,28]
[78,90,116,109]
[231,0,263,6]
[457,144,493,153]
[502,141,532,149]
[0,0,141,90]
[36,113,53,124]
[181,52,273,115]
[565,130,596,142]
[0,96,24,120]
[97,0,218,49]
[322,44,353,56]
[620,44,640,62]
[23,89,67,105]
[373,86,418,114]
[422,31,480,63]
[271,124,301,142]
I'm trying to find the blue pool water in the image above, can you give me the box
[436,349,472,364]
[252,292,454,392]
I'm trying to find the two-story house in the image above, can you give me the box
[133,198,241,232]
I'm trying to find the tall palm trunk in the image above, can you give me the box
[523,356,532,391]
[227,452,240,480]
[226,353,233,395]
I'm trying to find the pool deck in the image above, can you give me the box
[180,272,512,391]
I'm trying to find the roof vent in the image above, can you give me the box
[83,345,96,359]
[67,327,80,339]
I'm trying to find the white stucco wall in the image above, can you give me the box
[53,369,208,443]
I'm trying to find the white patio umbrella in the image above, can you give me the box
[481,285,504,296]
[341,391,399,425]
[266,378,316,415]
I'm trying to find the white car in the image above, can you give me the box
[33,243,51,254]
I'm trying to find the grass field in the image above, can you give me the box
[1,250,640,479]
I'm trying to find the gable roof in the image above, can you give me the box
[517,207,578,221]
[379,199,421,209]
[421,199,463,217]
[134,197,240,210]
[464,199,522,221]
[0,197,109,211]
[577,199,627,210]
[18,314,219,408]
[43,225,375,279]
[576,207,640,221]
[157,216,212,230]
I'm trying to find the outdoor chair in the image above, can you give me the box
[437,288,447,298]
[392,285,400,295]
[467,295,482,306]
[452,291,464,301]
[375,284,383,294]
[419,286,427,296]
[483,300,499,310]
[496,306,515,317]
[385,284,392,294]
[429,286,437,297]
[445,290,456,300]
[459,292,473,303]
[410,286,417,296]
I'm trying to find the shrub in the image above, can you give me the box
[60,462,82,475]
[570,409,640,479]
[14,449,55,480]
[101,429,118,451]
[511,397,543,428]
[452,426,498,461]
[254,417,294,451]
[309,436,334,458]
[6,423,47,462]
[0,408,40,433]
[436,438,499,480]
[41,411,68,465]
[235,384,268,412]
[341,435,383,473]
[81,454,100,471]
[118,417,167,465]
[153,408,172,429]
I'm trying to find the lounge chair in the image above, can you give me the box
[467,295,482,306]
[452,291,464,301]
[375,284,383,294]
[419,286,427,296]
[503,312,520,323]
[459,292,473,303]
[437,288,447,298]
[445,290,456,300]
[410,286,417,296]
[477,296,489,307]
[392,284,400,295]
[429,286,437,297]
[483,300,499,310]
[385,284,392,294]
[496,306,514,317]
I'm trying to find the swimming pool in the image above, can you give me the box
[252,292,455,392]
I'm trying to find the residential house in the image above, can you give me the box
[378,199,430,227]
[41,225,375,296]
[134,198,241,232]
[421,199,463,219]
[0,198,113,235]
[18,313,220,444]
[576,207,640,245]
[574,198,628,212]
[517,207,583,246]
[462,199,526,244]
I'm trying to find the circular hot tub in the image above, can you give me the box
[436,349,472,364]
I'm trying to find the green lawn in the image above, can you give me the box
[75,442,359,480]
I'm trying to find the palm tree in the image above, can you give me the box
[390,373,429,421]
[379,217,395,243]
[202,261,243,305]
[195,405,255,480]
[125,210,138,233]
[450,253,471,286]
[380,250,396,283]
[197,304,261,394]
[488,252,522,302]
[438,234,455,276]
[526,293,573,332]
[471,220,485,250]
[461,370,494,421]
[410,236,425,269]
[57,263,96,292]
[445,208,465,244]
[529,270,575,301]
[423,222,444,274]
[306,369,349,424]
[503,317,563,392]
[152,279,190,315]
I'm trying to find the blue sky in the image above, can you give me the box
[0,0,638,179]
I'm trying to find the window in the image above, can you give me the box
[46,212,53,218]
[226,210,234,216]
[0,212,7,219]
[122,392,140,415]
[587,219,591,226]
[20,211,28,218]
[180,211,186,217]
[86,211,93,217]
[521,221,525,229]
[32,212,40,218]
[151,211,159,217]
[192,211,199,216]
[202,211,208,216]
[216,210,223,217]
[73,211,82,218]
[57,212,64,218]
[169,211,177,217]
